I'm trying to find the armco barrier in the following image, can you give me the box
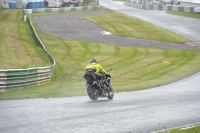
[0,17,56,91]
[0,6,98,91]
[124,2,195,13]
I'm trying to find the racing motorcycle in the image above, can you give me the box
[83,68,114,100]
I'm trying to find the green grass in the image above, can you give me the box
[159,125,200,133]
[1,34,200,99]
[0,9,51,69]
[166,11,200,19]
[85,12,191,43]
[1,9,200,100]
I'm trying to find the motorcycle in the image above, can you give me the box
[83,68,114,100]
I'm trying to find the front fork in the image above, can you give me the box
[103,77,111,88]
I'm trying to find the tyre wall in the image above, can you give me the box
[30,6,98,13]
[124,2,194,13]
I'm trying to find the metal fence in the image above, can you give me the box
[0,17,56,91]
[0,6,99,91]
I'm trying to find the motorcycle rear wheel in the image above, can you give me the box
[87,84,99,100]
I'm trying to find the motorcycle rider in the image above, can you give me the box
[85,58,111,85]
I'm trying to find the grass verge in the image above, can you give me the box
[1,35,200,99]
[85,12,191,43]
[0,9,200,100]
[0,9,51,69]
[159,125,200,133]
[166,11,200,19]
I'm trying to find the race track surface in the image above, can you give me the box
[0,73,200,132]
[34,10,197,50]
[100,0,200,44]
[0,1,200,133]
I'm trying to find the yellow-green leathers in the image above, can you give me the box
[85,58,107,74]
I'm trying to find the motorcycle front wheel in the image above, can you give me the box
[87,84,99,100]
[107,86,114,99]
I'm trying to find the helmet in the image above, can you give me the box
[90,58,98,63]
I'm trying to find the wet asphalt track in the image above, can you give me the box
[0,73,200,133]
[100,0,200,44]
[1,1,200,133]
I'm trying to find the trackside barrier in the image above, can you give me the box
[124,2,195,13]
[0,17,56,91]
[28,6,98,13]
[0,6,98,91]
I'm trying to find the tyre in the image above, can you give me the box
[87,84,99,100]
[108,86,114,99]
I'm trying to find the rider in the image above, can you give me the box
[85,58,107,81]
[85,58,112,90]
